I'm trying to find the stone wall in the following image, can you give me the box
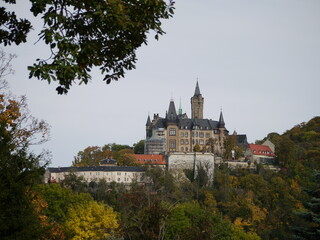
[167,152,214,180]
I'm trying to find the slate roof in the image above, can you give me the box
[194,81,201,96]
[146,115,151,126]
[166,100,178,121]
[237,135,248,145]
[218,111,225,128]
[47,166,145,173]
[99,158,117,165]
[153,117,220,130]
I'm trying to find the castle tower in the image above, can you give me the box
[145,114,152,138]
[191,81,204,119]
[218,110,225,128]
[166,100,178,122]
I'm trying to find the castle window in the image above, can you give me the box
[200,140,204,145]
[180,132,184,137]
[180,139,184,145]
[186,147,189,151]
[181,147,184,151]
[185,139,189,145]
[206,133,210,138]
[196,139,198,144]
[185,132,188,137]
[199,132,204,138]
[169,140,176,150]
[192,132,195,137]
[169,128,176,136]
[196,132,198,137]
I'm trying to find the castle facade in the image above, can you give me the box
[145,82,228,156]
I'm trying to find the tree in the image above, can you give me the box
[223,135,243,160]
[0,48,15,89]
[65,201,119,240]
[115,148,136,166]
[166,201,232,240]
[193,144,201,152]
[0,53,50,239]
[133,139,145,154]
[292,170,320,240]
[60,172,88,192]
[73,146,105,166]
[1,0,175,94]
[36,183,93,224]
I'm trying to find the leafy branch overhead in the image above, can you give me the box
[0,0,175,94]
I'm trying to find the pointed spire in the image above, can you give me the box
[194,80,201,96]
[146,114,151,126]
[166,100,177,121]
[218,109,225,128]
[178,97,183,115]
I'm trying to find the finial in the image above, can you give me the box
[178,97,183,115]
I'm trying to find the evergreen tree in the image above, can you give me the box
[292,170,320,240]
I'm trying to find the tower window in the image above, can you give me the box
[169,128,176,136]
[169,140,176,150]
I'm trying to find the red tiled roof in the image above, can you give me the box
[134,154,166,165]
[248,144,275,157]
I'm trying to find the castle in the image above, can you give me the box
[145,82,229,156]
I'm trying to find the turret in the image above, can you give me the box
[218,110,225,128]
[146,114,152,138]
[166,100,178,122]
[146,114,151,126]
[191,81,204,119]
[178,97,183,116]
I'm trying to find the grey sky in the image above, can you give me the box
[3,0,320,167]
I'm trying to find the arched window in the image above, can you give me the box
[181,147,184,152]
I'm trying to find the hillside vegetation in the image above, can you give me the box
[2,116,319,240]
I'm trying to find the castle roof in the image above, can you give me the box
[152,117,221,130]
[99,158,117,165]
[194,81,201,96]
[146,114,151,126]
[218,110,225,128]
[47,166,144,173]
[166,100,177,121]
[236,134,248,144]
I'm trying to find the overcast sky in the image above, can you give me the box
[3,0,320,167]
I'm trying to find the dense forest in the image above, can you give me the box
[1,106,319,239]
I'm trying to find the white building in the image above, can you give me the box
[44,166,145,184]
